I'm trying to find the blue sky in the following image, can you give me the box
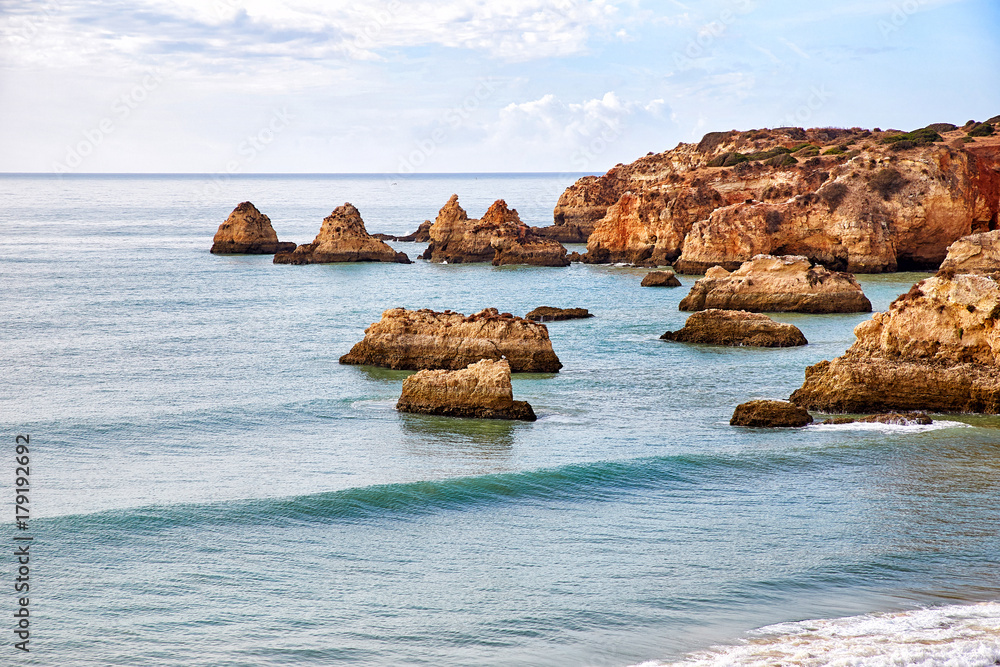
[1,0,998,173]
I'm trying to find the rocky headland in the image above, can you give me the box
[396,359,537,421]
[524,307,593,322]
[340,307,563,373]
[641,270,682,287]
[210,202,297,255]
[678,255,872,313]
[274,203,410,264]
[938,230,1000,274]
[421,196,569,267]
[730,400,813,427]
[790,272,1000,413]
[661,309,807,347]
[544,124,999,271]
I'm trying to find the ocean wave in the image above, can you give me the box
[640,601,1000,667]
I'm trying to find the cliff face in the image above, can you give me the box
[678,255,872,313]
[939,230,1000,274]
[422,196,569,266]
[211,201,296,254]
[790,273,1000,413]
[274,203,410,264]
[339,307,563,373]
[396,359,536,421]
[557,126,1000,272]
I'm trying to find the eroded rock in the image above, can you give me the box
[678,255,872,313]
[641,270,682,287]
[730,400,813,427]
[661,309,807,347]
[524,307,593,322]
[939,230,1000,274]
[210,201,296,254]
[273,203,410,264]
[396,359,536,421]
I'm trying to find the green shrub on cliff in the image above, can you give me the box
[822,146,846,155]
[967,123,995,138]
[745,147,792,161]
[881,127,943,146]
[765,154,797,167]
[870,168,907,200]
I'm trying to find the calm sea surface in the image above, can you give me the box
[2,174,999,666]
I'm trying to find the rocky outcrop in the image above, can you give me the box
[421,196,569,266]
[661,309,807,347]
[339,307,562,373]
[274,204,410,264]
[641,270,682,287]
[678,255,872,313]
[938,230,1000,274]
[790,273,1000,413]
[210,202,296,254]
[821,412,932,425]
[524,307,593,322]
[396,359,536,421]
[562,125,1000,272]
[730,400,813,427]
[373,221,432,243]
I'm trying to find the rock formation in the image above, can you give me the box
[274,204,411,264]
[821,412,932,425]
[938,230,1000,274]
[678,255,872,313]
[641,270,682,287]
[339,307,562,373]
[421,196,569,267]
[790,272,1000,413]
[210,201,297,254]
[661,309,807,347]
[555,125,1000,272]
[730,400,813,427]
[372,221,433,243]
[396,359,536,421]
[524,307,593,322]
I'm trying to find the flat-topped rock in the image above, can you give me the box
[938,230,1000,274]
[420,196,569,266]
[274,203,410,264]
[661,309,807,347]
[524,307,593,322]
[790,272,1000,413]
[641,270,682,287]
[678,255,872,313]
[396,359,536,421]
[821,412,933,425]
[339,307,562,373]
[730,400,813,427]
[210,201,296,254]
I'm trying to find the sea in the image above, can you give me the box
[2,173,1000,666]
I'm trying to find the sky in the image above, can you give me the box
[1,0,998,174]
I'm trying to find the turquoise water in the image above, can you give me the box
[2,174,1000,666]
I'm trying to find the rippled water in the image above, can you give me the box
[3,174,1000,666]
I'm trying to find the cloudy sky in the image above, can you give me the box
[1,0,998,174]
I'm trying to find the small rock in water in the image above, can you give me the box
[731,400,813,427]
[524,307,593,322]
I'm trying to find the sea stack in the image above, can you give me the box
[730,400,814,427]
[790,272,1000,413]
[340,307,563,373]
[678,255,872,313]
[210,201,297,254]
[661,309,807,347]
[396,359,536,421]
[273,203,410,264]
[421,196,570,267]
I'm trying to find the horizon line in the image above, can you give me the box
[0,171,602,177]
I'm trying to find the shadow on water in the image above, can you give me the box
[398,412,519,456]
[345,364,414,384]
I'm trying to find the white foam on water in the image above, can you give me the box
[640,602,1000,667]
[808,419,972,434]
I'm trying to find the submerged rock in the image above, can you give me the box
[524,307,593,322]
[339,307,562,373]
[938,230,1000,274]
[641,270,682,287]
[730,400,813,427]
[210,201,296,254]
[396,359,536,421]
[421,196,569,266]
[790,273,1000,413]
[678,255,872,313]
[821,412,933,425]
[274,203,410,264]
[661,309,807,347]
